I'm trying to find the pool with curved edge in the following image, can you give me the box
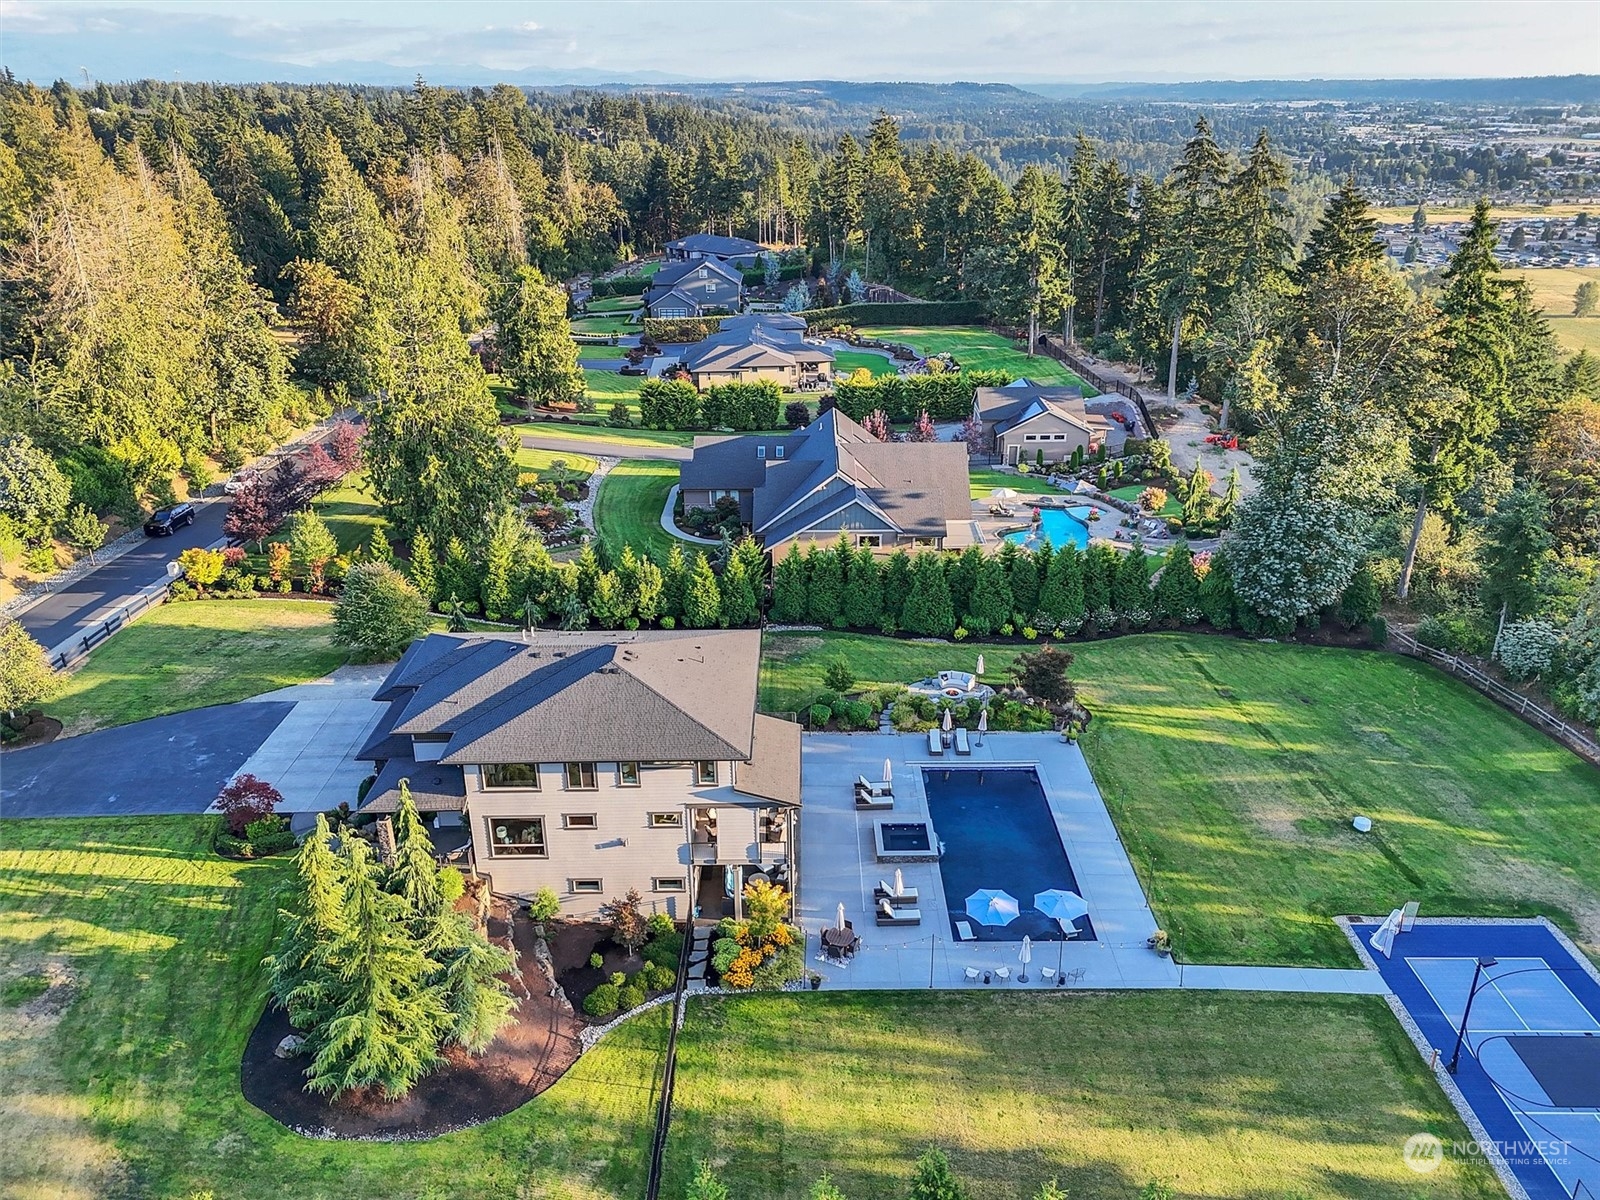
[1002,506,1097,552]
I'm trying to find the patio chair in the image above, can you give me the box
[927,728,943,755]
[993,966,1011,981]
[874,881,919,907]
[1064,967,1087,985]
[953,726,971,755]
[856,776,893,797]
[1041,967,1057,982]
[963,967,981,982]
[875,899,922,926]
[854,789,893,811]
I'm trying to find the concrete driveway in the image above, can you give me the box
[0,702,294,819]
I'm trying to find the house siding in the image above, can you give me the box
[997,413,1094,465]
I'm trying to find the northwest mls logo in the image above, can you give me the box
[1403,1133,1445,1173]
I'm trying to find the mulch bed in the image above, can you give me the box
[0,714,62,751]
[241,904,583,1139]
[549,918,648,1017]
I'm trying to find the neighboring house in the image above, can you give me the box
[973,380,1127,465]
[678,313,834,390]
[643,257,744,319]
[679,407,974,554]
[356,628,800,921]
[664,232,765,268]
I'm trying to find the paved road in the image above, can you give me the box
[0,701,292,818]
[519,433,691,462]
[15,500,230,650]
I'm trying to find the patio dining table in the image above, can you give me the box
[821,926,858,955]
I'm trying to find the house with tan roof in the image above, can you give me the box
[679,407,974,555]
[356,628,799,920]
[973,381,1126,466]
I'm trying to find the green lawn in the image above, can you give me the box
[868,327,1095,391]
[515,445,600,480]
[832,349,898,378]
[585,367,644,414]
[514,420,699,449]
[593,458,702,565]
[48,600,348,735]
[582,294,642,315]
[968,465,1064,501]
[1109,483,1183,517]
[760,630,1600,966]
[663,991,1498,1200]
[572,315,635,336]
[295,471,385,554]
[0,817,663,1200]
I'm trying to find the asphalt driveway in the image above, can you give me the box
[0,702,293,819]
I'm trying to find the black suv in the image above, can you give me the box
[143,503,196,536]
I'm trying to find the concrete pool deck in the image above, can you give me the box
[797,732,1390,996]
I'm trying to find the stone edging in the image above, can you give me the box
[1336,915,1537,1200]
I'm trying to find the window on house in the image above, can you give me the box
[483,763,540,789]
[1024,434,1038,441]
[486,817,547,857]
[757,445,766,459]
[570,878,604,894]
[650,812,685,828]
[564,762,598,790]
[618,762,641,787]
[653,877,687,892]
[775,445,785,459]
[856,534,882,549]
[562,813,598,830]
[695,761,719,786]
[912,536,939,548]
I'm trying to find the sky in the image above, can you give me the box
[1,0,1596,87]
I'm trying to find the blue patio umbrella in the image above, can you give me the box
[965,888,1020,927]
[1034,889,1089,923]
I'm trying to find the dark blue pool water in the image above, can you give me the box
[922,767,1095,943]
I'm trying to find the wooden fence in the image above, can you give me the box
[1390,630,1600,767]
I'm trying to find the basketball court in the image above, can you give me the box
[1355,920,1600,1200]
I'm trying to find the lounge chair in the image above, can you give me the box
[963,967,981,982]
[993,966,1011,981]
[927,728,943,755]
[953,726,971,755]
[955,920,976,941]
[856,775,892,797]
[874,881,920,907]
[1041,967,1057,982]
[875,899,922,926]
[854,789,893,811]
[1400,900,1420,931]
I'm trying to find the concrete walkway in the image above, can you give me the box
[660,485,721,547]
[227,664,391,813]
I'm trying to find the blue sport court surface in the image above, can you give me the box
[1356,920,1600,1199]
[922,767,1095,943]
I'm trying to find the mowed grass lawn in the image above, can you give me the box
[663,992,1499,1200]
[48,600,348,735]
[868,326,1094,390]
[515,420,698,449]
[593,458,701,565]
[515,444,600,480]
[759,631,1600,965]
[0,817,663,1200]
[833,349,898,377]
[1109,483,1183,516]
[585,366,643,413]
[967,465,1063,501]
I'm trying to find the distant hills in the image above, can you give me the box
[1025,76,1600,104]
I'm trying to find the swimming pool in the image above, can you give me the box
[1002,506,1095,552]
[922,767,1095,943]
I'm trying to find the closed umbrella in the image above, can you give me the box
[977,707,988,745]
[965,888,1020,927]
[883,757,893,784]
[1034,889,1089,924]
[942,708,953,732]
[976,653,985,676]
[893,867,906,897]
[836,902,847,932]
[1018,935,1032,982]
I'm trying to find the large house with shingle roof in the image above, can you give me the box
[664,232,765,268]
[642,257,744,319]
[356,628,799,920]
[679,408,974,555]
[677,313,834,390]
[973,380,1127,466]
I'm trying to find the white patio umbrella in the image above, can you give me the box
[1018,935,1033,982]
[836,902,847,932]
[942,708,953,732]
[1034,889,1089,924]
[893,867,906,897]
[989,487,1019,500]
[883,757,893,784]
[965,888,1020,926]
[976,653,985,676]
[977,707,988,743]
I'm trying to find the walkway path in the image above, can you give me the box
[660,485,721,547]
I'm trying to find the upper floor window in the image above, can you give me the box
[618,762,641,787]
[694,761,719,786]
[565,762,598,790]
[483,763,540,790]
[775,445,785,459]
[487,817,546,857]
[856,534,882,549]
[757,445,766,459]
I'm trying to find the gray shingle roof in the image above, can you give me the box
[363,758,467,813]
[365,629,764,766]
[668,233,764,258]
[734,715,802,807]
[356,696,415,762]
[975,385,1087,434]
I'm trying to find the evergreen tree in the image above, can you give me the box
[965,555,1014,634]
[408,530,438,602]
[303,839,446,1100]
[843,544,884,630]
[1477,485,1554,625]
[901,552,956,637]
[493,265,584,413]
[1155,542,1200,625]
[441,536,479,606]
[660,543,688,621]
[1197,551,1238,630]
[479,511,523,620]
[1038,542,1085,630]
[948,545,983,619]
[1008,548,1041,616]
[1337,561,1382,630]
[634,554,665,625]
[682,552,723,629]
[1298,176,1384,279]
[718,552,759,628]
[732,537,767,610]
[1083,544,1117,627]
[387,783,445,933]
[1113,543,1155,629]
[771,544,809,624]
[908,1146,969,1200]
[268,814,348,1031]
[806,542,844,626]
[433,909,516,1054]
[881,548,913,628]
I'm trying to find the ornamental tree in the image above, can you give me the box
[216,773,283,836]
[0,620,56,718]
[334,561,430,659]
[600,888,648,956]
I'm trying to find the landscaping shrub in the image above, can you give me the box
[437,866,466,905]
[1368,615,1389,647]
[644,931,683,969]
[646,911,675,939]
[589,276,648,298]
[642,962,676,990]
[619,984,647,1011]
[642,316,726,343]
[242,814,296,856]
[582,983,621,1018]
[333,561,430,658]
[710,938,742,975]
[1496,619,1560,679]
[215,773,282,836]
